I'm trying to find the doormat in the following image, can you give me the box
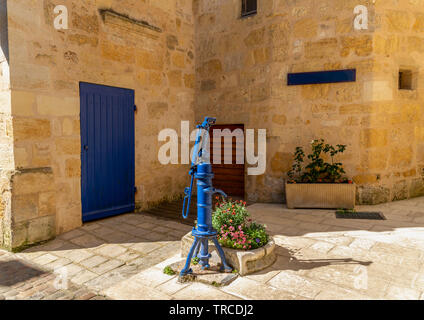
[335,211,386,220]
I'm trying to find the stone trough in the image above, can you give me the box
[181,232,276,276]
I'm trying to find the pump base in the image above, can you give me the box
[180,232,232,277]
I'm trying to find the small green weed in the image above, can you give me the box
[163,266,176,276]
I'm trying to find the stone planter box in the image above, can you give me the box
[181,232,276,276]
[285,182,356,209]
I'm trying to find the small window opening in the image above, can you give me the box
[399,70,414,90]
[242,0,257,18]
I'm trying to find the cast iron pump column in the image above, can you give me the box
[180,117,232,276]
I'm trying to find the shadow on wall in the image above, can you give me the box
[0,0,9,63]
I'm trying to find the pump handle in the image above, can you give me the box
[182,168,195,219]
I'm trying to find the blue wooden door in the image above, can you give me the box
[80,82,135,222]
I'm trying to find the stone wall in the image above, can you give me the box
[2,0,424,250]
[361,0,424,204]
[0,0,13,248]
[193,0,424,204]
[3,0,195,250]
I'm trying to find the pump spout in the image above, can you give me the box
[204,187,227,198]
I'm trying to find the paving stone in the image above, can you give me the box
[4,199,424,300]
[79,255,108,269]
[17,251,47,260]
[69,234,104,248]
[222,277,304,300]
[91,259,124,275]
[44,258,72,270]
[349,238,376,250]
[63,263,84,276]
[304,264,389,299]
[55,249,94,263]
[94,244,128,258]
[25,239,67,252]
[366,263,417,287]
[92,225,125,238]
[129,256,160,269]
[130,241,162,254]
[136,222,158,230]
[151,226,174,234]
[79,222,101,232]
[71,270,99,285]
[245,269,281,284]
[315,286,372,300]
[59,229,87,241]
[172,282,240,300]
[154,254,186,270]
[32,254,59,266]
[141,232,170,242]
[412,274,424,291]
[84,264,140,292]
[127,267,175,288]
[267,271,322,299]
[28,292,45,300]
[385,285,422,300]
[115,251,140,263]
[309,241,335,254]
[155,277,191,295]
[103,231,138,243]
[103,276,172,300]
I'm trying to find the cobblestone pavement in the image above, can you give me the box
[1,213,191,299]
[2,197,424,300]
[0,250,107,300]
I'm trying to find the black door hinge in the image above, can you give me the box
[134,105,137,112]
[134,186,138,193]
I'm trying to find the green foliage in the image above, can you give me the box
[212,197,269,250]
[192,257,200,265]
[287,139,350,184]
[163,266,176,276]
[244,222,269,249]
[287,147,305,181]
[336,208,356,214]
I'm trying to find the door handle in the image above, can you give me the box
[84,145,88,151]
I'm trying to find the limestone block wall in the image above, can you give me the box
[357,0,424,204]
[194,0,424,204]
[0,0,13,248]
[4,0,195,250]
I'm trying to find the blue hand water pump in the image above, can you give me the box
[180,117,232,276]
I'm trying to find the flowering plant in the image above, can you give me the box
[287,139,352,184]
[212,197,269,250]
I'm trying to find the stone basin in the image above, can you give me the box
[181,232,276,276]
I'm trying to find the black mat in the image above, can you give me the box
[335,211,386,220]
